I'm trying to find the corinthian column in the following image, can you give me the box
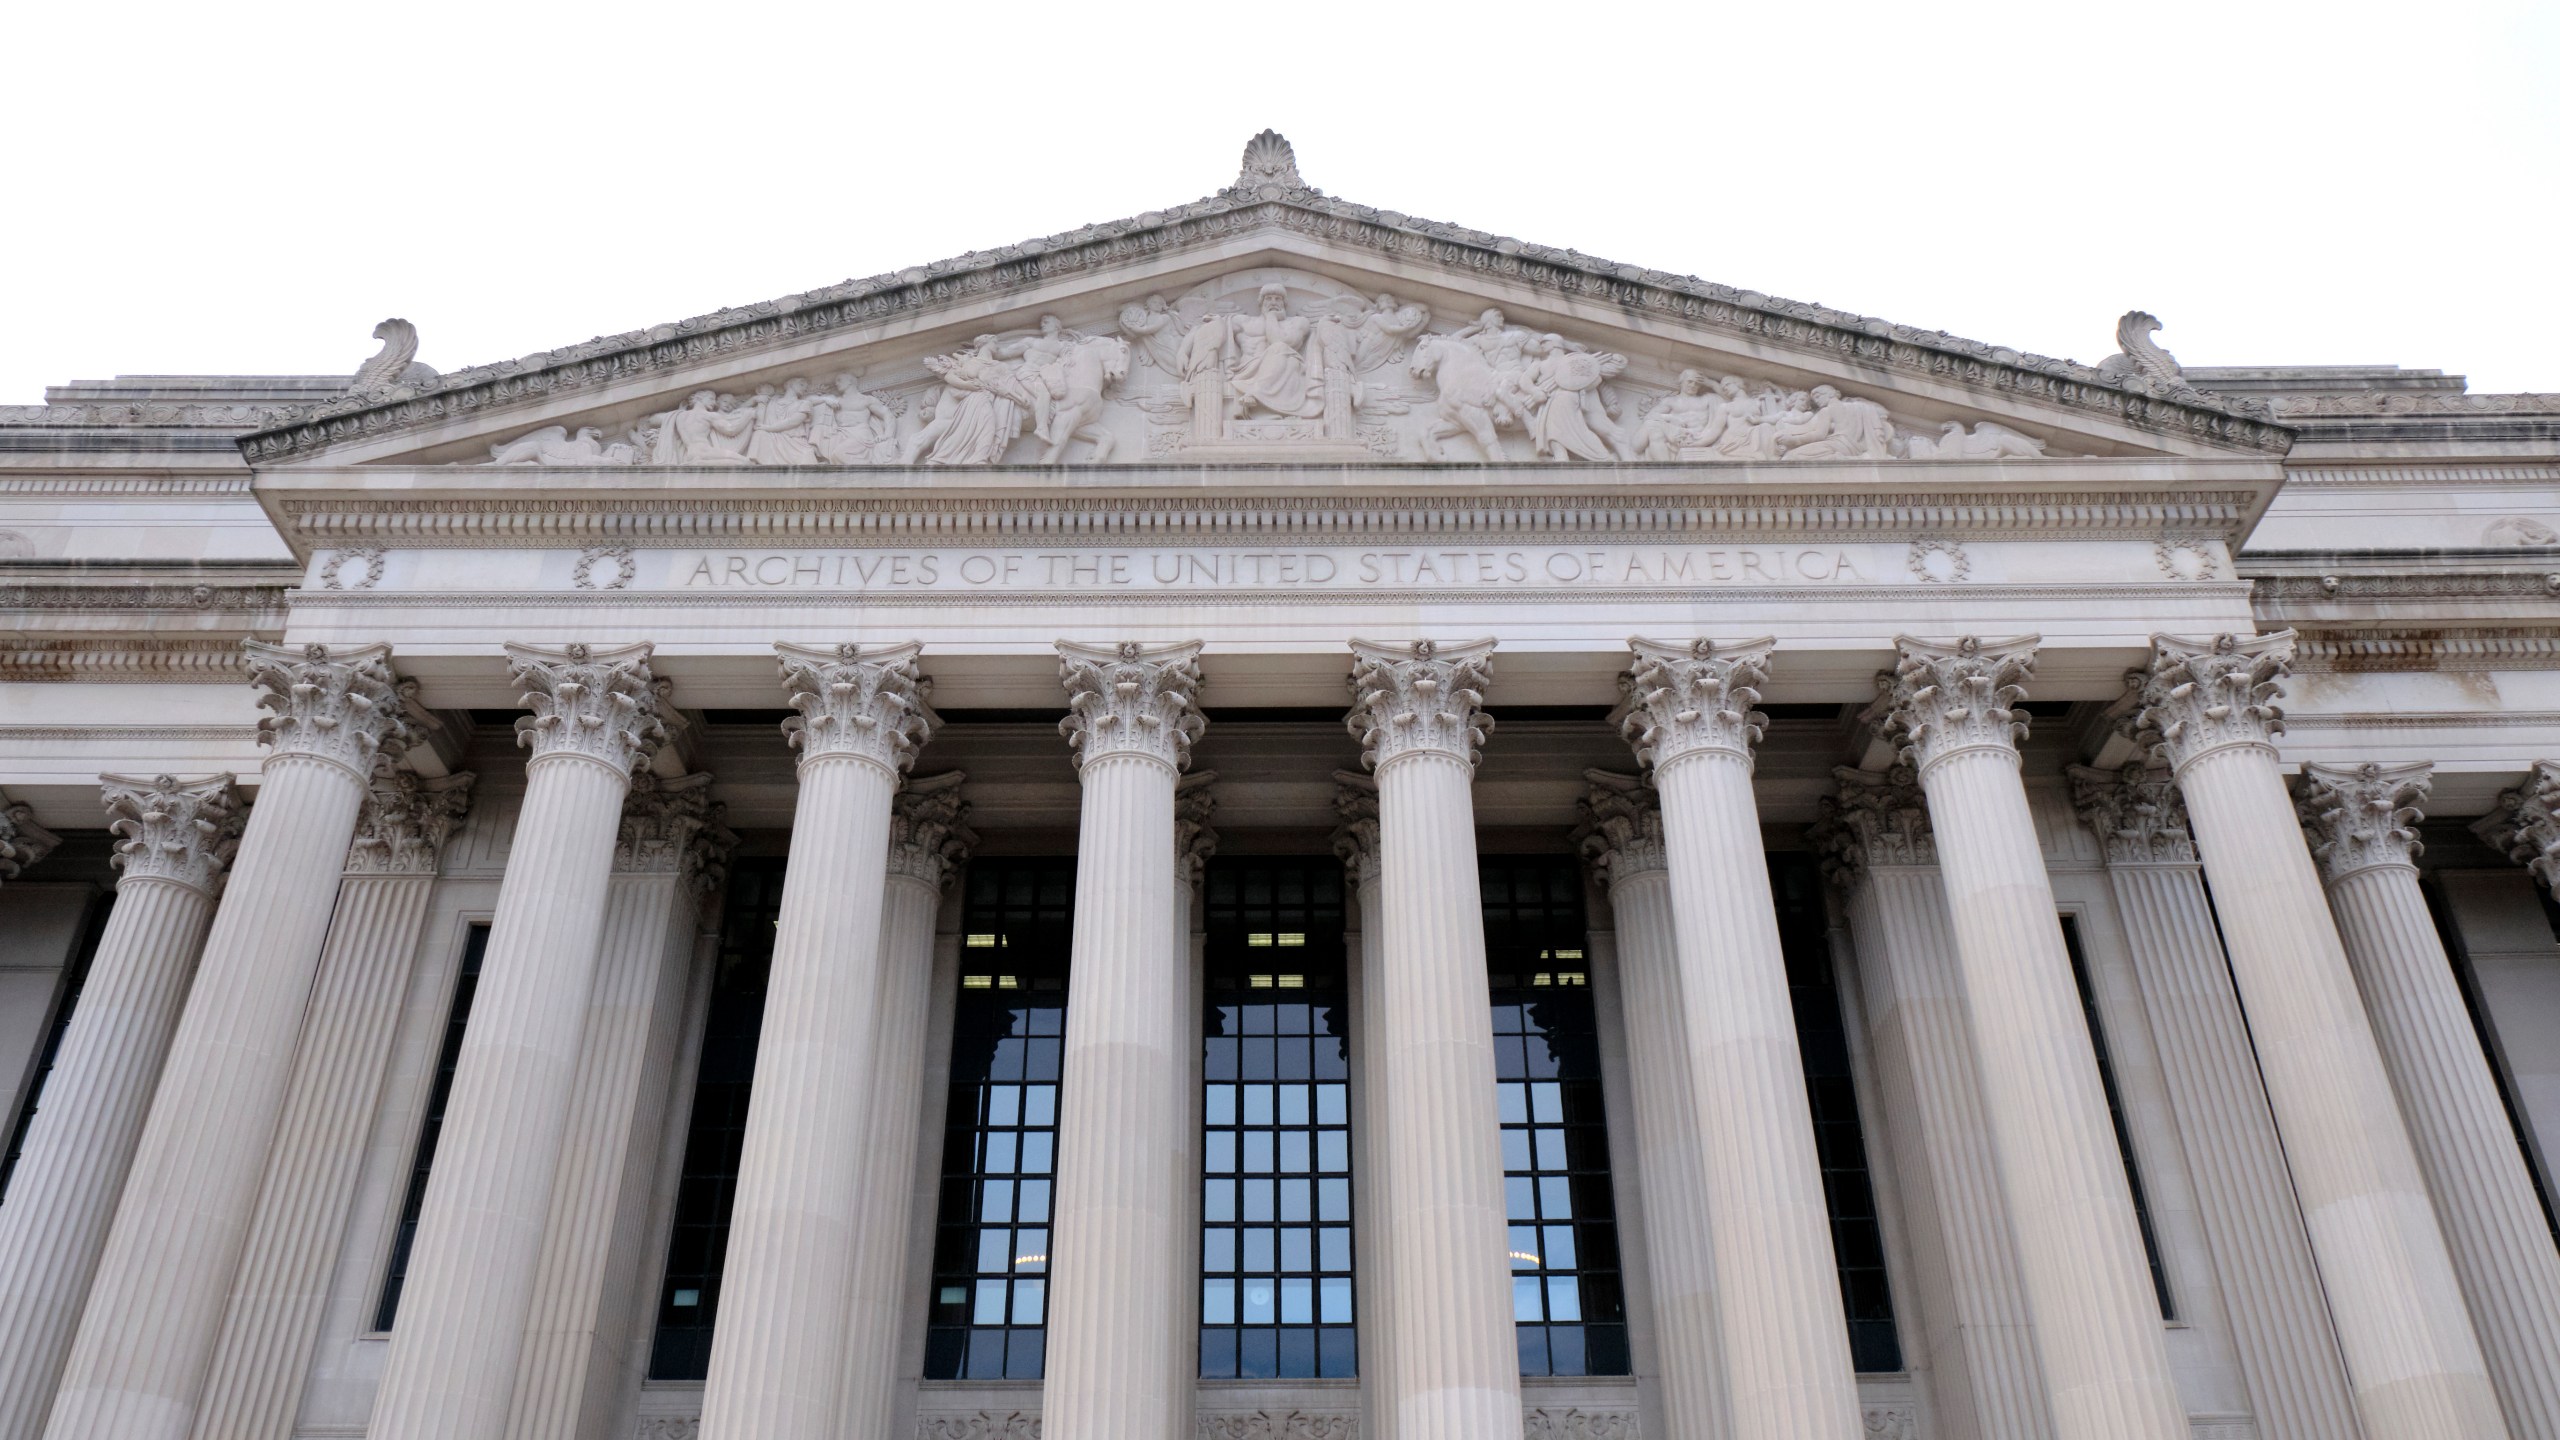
[698,642,932,1440]
[510,772,735,1440]
[2300,759,2560,1440]
[837,771,974,1440]
[1344,637,1520,1440]
[45,643,413,1440]
[1619,638,1859,1440]
[0,789,61,882]
[1812,764,2049,1440]
[2066,763,2360,1440]
[1880,635,2187,1440]
[194,772,476,1440]
[1574,769,1730,1440]
[0,774,243,1440]
[1332,772,1393,1440]
[1040,640,1205,1440]
[2139,633,2505,1440]
[365,642,666,1440]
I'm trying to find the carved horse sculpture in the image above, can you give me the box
[1036,335,1131,464]
[1409,333,1512,461]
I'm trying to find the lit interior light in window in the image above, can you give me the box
[1538,948,1585,962]
[1248,933,1274,948]
[939,1285,966,1305]
[962,975,993,989]
[1248,974,1275,988]
[1532,973,1553,987]
[672,1288,700,1307]
[997,975,1020,990]
[1277,974,1305,989]
[1277,933,1306,947]
[965,934,999,949]
[1556,972,1587,986]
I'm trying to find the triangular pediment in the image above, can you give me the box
[242,133,2288,471]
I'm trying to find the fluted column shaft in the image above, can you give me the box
[1576,774,1729,1440]
[195,773,471,1440]
[1335,775,1393,1440]
[0,778,240,1440]
[1348,638,1520,1440]
[48,643,413,1440]
[838,773,973,1440]
[2142,635,2506,1440]
[366,642,665,1440]
[1885,636,2187,1440]
[1040,639,1204,1440]
[2302,760,2560,1439]
[699,643,930,1440]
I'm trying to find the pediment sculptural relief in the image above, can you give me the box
[475,267,2047,467]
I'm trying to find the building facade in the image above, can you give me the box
[4,133,2559,1440]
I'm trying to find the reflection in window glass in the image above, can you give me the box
[1480,856,1630,1377]
[924,859,1074,1381]
[1199,860,1353,1379]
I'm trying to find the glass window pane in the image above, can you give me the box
[973,1279,1007,1325]
[1513,1276,1545,1321]
[1012,1279,1046,1326]
[1203,1277,1236,1325]
[1243,1226,1277,1272]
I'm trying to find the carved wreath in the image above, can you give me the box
[2153,537,2217,581]
[572,546,637,591]
[319,547,385,591]
[1905,538,1968,584]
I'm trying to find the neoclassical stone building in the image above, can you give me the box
[3,133,2558,1440]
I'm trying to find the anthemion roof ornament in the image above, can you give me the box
[1229,128,1311,200]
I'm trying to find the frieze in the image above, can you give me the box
[2289,628,2560,672]
[1,640,252,683]
[2275,391,2560,417]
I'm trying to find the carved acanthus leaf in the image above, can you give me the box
[1058,640,1206,771]
[2297,761,2430,881]
[1809,764,1935,885]
[1576,768,1668,887]
[101,773,247,893]
[776,640,936,773]
[2472,760,2560,890]
[2135,631,2293,772]
[1618,636,1771,772]
[614,772,736,890]
[2066,762,2196,865]
[1876,634,2038,773]
[508,641,667,775]
[888,770,976,889]
[0,790,62,880]
[346,771,475,875]
[247,640,414,781]
[1330,769,1380,886]
[1177,771,1220,884]
[1346,638,1496,771]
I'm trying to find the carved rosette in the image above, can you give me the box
[1575,769,1668,889]
[1177,771,1220,885]
[887,770,976,889]
[100,772,247,894]
[345,771,476,875]
[1344,638,1496,772]
[1057,640,1207,772]
[1617,636,1772,773]
[1808,764,1935,887]
[777,640,936,774]
[1877,634,2038,774]
[2066,762,2198,866]
[2296,761,2431,882]
[247,640,414,782]
[1329,770,1380,887]
[0,790,61,881]
[508,641,668,776]
[2135,631,2294,773]
[2473,760,2560,889]
[614,772,737,891]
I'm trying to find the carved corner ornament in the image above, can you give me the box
[0,790,62,881]
[2296,761,2430,883]
[1876,634,2039,774]
[346,770,475,875]
[2066,762,2196,865]
[247,640,415,783]
[2473,760,2560,890]
[1177,770,1220,884]
[101,772,247,894]
[1057,639,1207,771]
[1345,638,1496,772]
[615,772,737,892]
[888,770,976,889]
[1330,769,1380,886]
[1618,636,1772,773]
[776,640,936,774]
[508,641,668,776]
[1576,768,1667,889]
[2135,631,2294,774]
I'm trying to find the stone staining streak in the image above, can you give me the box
[2140,633,2509,1440]
[2299,761,2560,1440]
[0,790,61,880]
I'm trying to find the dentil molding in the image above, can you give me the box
[1345,638,1497,772]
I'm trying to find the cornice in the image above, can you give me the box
[2252,572,2560,606]
[238,188,2286,465]
[2278,463,2560,488]
[0,476,255,497]
[2289,628,2560,672]
[2,639,251,683]
[0,581,291,620]
[2276,393,2560,418]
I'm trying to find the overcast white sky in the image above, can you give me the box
[3,0,2553,403]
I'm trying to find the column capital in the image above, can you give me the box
[248,641,415,783]
[1575,769,1667,890]
[1345,637,1496,772]
[100,772,247,894]
[2472,761,2560,889]
[1617,636,1772,773]
[2067,762,2198,866]
[1808,763,1934,887]
[2135,631,2295,773]
[614,772,737,892]
[507,642,667,777]
[347,771,476,875]
[1330,769,1380,887]
[1057,639,1207,772]
[2298,761,2431,883]
[1177,771,1220,886]
[776,641,937,774]
[0,789,61,880]
[887,771,976,890]
[1876,634,2038,774]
